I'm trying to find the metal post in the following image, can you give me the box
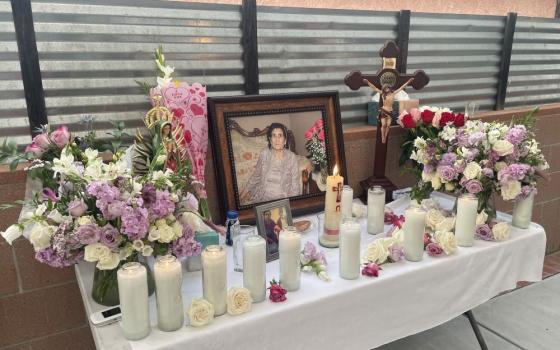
[495,12,517,111]
[397,10,411,74]
[241,0,259,95]
[464,310,489,350]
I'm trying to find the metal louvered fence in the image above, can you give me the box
[2,0,560,144]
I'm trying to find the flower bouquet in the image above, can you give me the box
[304,118,328,185]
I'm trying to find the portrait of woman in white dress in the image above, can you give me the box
[240,122,301,205]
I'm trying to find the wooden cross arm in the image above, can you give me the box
[345,71,374,90]
[409,70,430,90]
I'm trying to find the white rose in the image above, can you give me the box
[476,211,488,226]
[501,180,521,201]
[188,298,214,327]
[158,225,175,243]
[171,221,183,239]
[96,252,120,270]
[362,239,389,264]
[492,222,510,241]
[132,239,144,251]
[227,287,252,316]
[495,161,507,172]
[434,231,457,255]
[425,209,445,231]
[1,224,23,244]
[29,223,55,252]
[141,245,153,257]
[445,182,455,192]
[431,174,442,190]
[75,216,94,226]
[493,140,514,156]
[392,228,404,243]
[84,243,111,262]
[464,162,482,180]
[435,216,456,233]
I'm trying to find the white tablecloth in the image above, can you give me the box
[75,193,546,350]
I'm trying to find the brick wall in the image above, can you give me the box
[0,104,558,349]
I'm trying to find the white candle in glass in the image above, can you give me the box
[321,165,343,248]
[117,262,150,340]
[403,207,426,262]
[339,217,361,279]
[341,185,354,219]
[279,226,301,291]
[455,194,478,247]
[367,186,385,235]
[243,235,266,302]
[512,192,534,229]
[154,255,184,331]
[202,245,227,316]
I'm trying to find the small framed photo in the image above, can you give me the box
[254,199,293,262]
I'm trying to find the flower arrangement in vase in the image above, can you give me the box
[304,118,328,186]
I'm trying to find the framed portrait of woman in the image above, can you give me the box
[208,91,347,223]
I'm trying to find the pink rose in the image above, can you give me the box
[25,143,43,156]
[314,119,324,128]
[426,242,444,257]
[361,263,382,277]
[304,130,314,140]
[317,130,325,141]
[268,280,287,302]
[67,198,87,217]
[51,126,71,148]
[33,133,50,149]
[432,112,442,128]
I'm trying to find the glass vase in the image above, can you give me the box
[92,255,156,306]
[452,191,496,223]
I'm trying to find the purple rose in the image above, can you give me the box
[465,180,483,194]
[76,223,101,245]
[388,244,404,262]
[481,168,494,178]
[99,224,120,249]
[437,165,457,182]
[426,242,444,257]
[475,224,494,241]
[104,201,125,220]
[67,198,87,217]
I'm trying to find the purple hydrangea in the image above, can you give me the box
[498,164,531,183]
[149,190,175,219]
[35,247,83,268]
[121,206,149,240]
[99,224,121,249]
[506,125,526,145]
[86,181,123,220]
[456,130,470,147]
[468,132,486,146]
[76,223,101,245]
[141,183,157,207]
[170,225,202,258]
[475,224,494,241]
[464,149,480,162]
[520,185,536,199]
[465,180,483,194]
[440,153,457,166]
[437,165,458,182]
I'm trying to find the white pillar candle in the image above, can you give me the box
[367,186,385,235]
[154,255,184,332]
[202,245,227,316]
[243,235,266,302]
[341,185,354,219]
[403,207,426,262]
[339,217,361,280]
[279,226,301,291]
[117,262,150,340]
[321,165,343,248]
[455,194,478,247]
[512,192,534,229]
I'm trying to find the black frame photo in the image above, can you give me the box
[254,199,293,262]
[208,91,347,224]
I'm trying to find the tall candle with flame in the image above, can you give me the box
[320,165,343,248]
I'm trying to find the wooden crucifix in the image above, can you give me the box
[344,41,430,201]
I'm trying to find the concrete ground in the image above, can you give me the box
[376,274,560,350]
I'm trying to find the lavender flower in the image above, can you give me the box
[301,241,327,266]
[437,165,457,182]
[104,201,125,220]
[440,153,457,166]
[67,198,87,217]
[149,190,175,219]
[99,224,120,249]
[481,168,494,178]
[121,206,149,240]
[170,225,201,258]
[506,125,526,145]
[76,223,101,245]
[42,188,59,202]
[388,244,404,262]
[520,185,536,199]
[35,247,83,268]
[465,180,483,194]
[475,224,494,241]
[141,183,157,207]
[498,164,531,183]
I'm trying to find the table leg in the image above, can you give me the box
[464,310,488,350]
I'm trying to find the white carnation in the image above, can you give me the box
[493,140,514,156]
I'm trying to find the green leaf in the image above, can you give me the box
[9,158,19,171]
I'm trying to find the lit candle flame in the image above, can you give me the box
[333,164,339,176]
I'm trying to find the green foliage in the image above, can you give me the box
[510,106,539,131]
[0,138,35,170]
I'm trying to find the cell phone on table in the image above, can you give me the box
[89,306,121,326]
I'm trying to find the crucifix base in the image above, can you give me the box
[359,176,397,204]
